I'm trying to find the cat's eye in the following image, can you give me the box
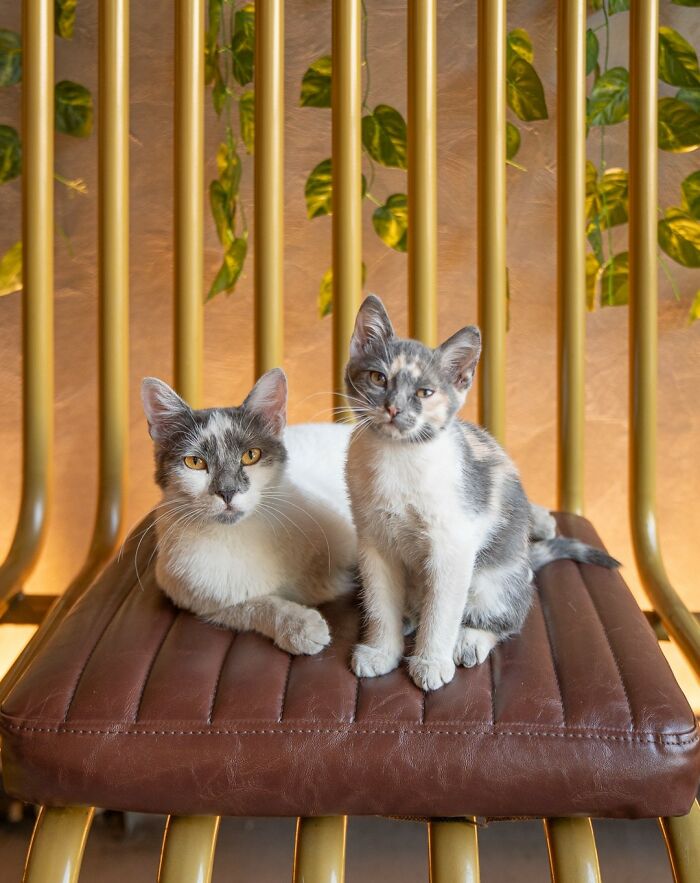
[369,370,387,387]
[241,448,262,466]
[416,388,434,398]
[184,455,207,470]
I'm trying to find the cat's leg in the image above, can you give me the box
[529,502,556,540]
[351,540,406,678]
[204,595,331,655]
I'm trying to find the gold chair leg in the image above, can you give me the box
[659,800,700,883]
[23,806,95,883]
[292,816,347,883]
[543,817,601,883]
[158,815,220,883]
[428,819,480,883]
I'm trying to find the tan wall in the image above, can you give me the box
[0,0,698,646]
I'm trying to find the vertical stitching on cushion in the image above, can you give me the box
[133,611,180,723]
[489,653,497,726]
[206,631,237,725]
[420,685,427,724]
[352,672,361,723]
[277,653,294,722]
[538,589,568,727]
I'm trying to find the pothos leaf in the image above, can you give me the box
[0,241,22,296]
[507,28,533,64]
[658,26,700,89]
[607,0,630,13]
[587,166,628,233]
[677,87,700,114]
[658,96,700,152]
[55,0,77,39]
[671,0,700,6]
[239,90,254,154]
[207,235,248,300]
[586,252,600,311]
[600,252,629,307]
[587,67,629,126]
[231,3,255,87]
[681,170,700,219]
[372,193,408,252]
[205,0,223,86]
[55,80,93,137]
[0,124,21,182]
[209,179,235,246]
[506,121,521,160]
[317,263,366,318]
[361,105,408,169]
[506,54,548,121]
[305,158,366,218]
[0,29,21,86]
[216,138,242,195]
[300,55,332,108]
[688,290,700,325]
[658,208,700,268]
[586,29,599,77]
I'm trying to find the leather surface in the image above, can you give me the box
[1,513,698,819]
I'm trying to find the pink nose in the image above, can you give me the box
[386,404,399,419]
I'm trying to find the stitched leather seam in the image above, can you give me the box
[207,632,237,725]
[133,611,181,723]
[2,721,698,744]
[489,653,497,726]
[277,654,294,722]
[351,674,361,723]
[536,592,567,727]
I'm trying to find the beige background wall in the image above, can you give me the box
[0,1,698,682]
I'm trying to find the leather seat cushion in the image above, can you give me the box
[1,513,698,819]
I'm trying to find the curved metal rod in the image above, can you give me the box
[659,800,700,883]
[23,806,95,883]
[428,819,480,883]
[158,815,220,883]
[628,0,700,674]
[544,818,601,883]
[293,816,347,883]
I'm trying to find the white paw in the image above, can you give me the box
[352,643,401,678]
[407,655,456,692]
[276,609,331,655]
[453,627,498,668]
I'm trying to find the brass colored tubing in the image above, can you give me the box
[544,818,601,883]
[174,0,204,406]
[556,0,586,516]
[23,806,95,883]
[158,815,220,883]
[407,0,438,346]
[628,0,700,673]
[476,0,506,443]
[254,0,284,376]
[0,0,54,612]
[331,0,363,403]
[428,819,480,883]
[293,816,347,883]
[659,800,700,883]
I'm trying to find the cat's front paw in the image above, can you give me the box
[453,627,498,668]
[407,655,456,692]
[351,643,401,678]
[276,609,331,655]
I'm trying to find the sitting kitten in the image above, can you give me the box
[345,296,618,691]
[141,369,356,655]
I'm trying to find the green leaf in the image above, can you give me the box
[586,163,628,233]
[688,290,700,324]
[361,105,408,169]
[672,0,700,6]
[0,241,22,296]
[55,80,93,137]
[658,27,700,89]
[677,87,700,114]
[212,68,228,115]
[586,252,600,311]
[209,179,234,246]
[55,0,77,39]
[587,67,629,126]
[304,158,366,219]
[607,0,630,13]
[207,235,248,300]
[507,28,533,64]
[216,138,241,195]
[372,193,408,252]
[506,54,548,121]
[601,252,629,306]
[205,0,223,85]
[506,121,521,160]
[588,0,604,10]
[300,55,332,108]
[586,29,599,77]
[318,268,333,318]
[658,96,700,152]
[231,3,255,87]
[0,125,21,182]
[658,207,700,267]
[682,170,700,219]
[0,29,21,86]
[239,90,254,154]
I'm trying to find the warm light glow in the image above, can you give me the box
[660,640,700,716]
[0,624,38,681]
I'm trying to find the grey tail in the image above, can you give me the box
[530,537,621,572]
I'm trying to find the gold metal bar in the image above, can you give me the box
[23,806,94,883]
[428,820,480,883]
[407,0,437,346]
[254,0,284,376]
[158,815,220,883]
[543,818,601,883]
[0,0,54,613]
[331,0,362,403]
[659,800,700,883]
[476,0,506,443]
[628,0,700,673]
[174,0,204,406]
[556,0,586,515]
[292,816,347,883]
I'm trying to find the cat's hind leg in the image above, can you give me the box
[529,502,556,540]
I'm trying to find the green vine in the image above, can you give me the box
[0,0,93,296]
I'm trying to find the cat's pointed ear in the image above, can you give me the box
[350,294,395,358]
[243,368,287,434]
[438,326,482,391]
[141,377,192,441]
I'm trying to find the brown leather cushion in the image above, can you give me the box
[1,513,698,819]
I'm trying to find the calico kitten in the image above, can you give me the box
[345,296,618,691]
[142,369,356,655]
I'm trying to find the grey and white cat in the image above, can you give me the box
[142,370,356,654]
[345,295,618,692]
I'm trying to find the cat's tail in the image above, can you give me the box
[530,537,620,572]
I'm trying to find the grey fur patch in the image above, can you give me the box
[530,537,621,571]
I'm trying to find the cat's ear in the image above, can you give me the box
[243,368,287,434]
[141,377,192,441]
[438,326,482,391]
[350,294,395,358]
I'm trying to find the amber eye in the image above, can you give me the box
[369,370,387,387]
[184,455,207,470]
[241,448,262,466]
[416,388,434,398]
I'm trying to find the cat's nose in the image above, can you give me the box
[385,404,400,419]
[217,489,235,506]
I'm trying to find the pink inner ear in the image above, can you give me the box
[246,370,287,431]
